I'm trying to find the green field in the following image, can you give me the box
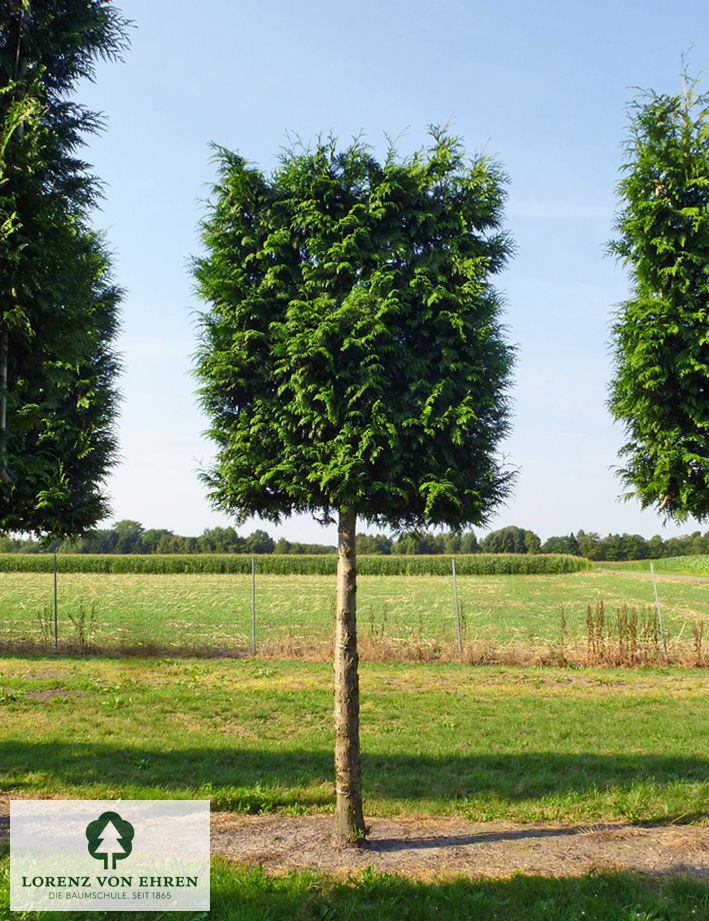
[0,656,707,824]
[0,568,707,663]
[598,555,709,576]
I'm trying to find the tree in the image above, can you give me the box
[112,519,144,553]
[0,0,129,536]
[540,533,580,555]
[78,526,117,553]
[86,810,133,871]
[480,525,539,554]
[136,527,175,554]
[459,530,479,554]
[609,71,709,522]
[198,525,244,553]
[392,530,441,554]
[356,532,392,554]
[193,130,515,844]
[243,528,275,554]
[522,528,541,554]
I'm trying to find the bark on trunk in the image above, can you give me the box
[333,508,366,846]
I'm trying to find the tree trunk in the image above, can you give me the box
[333,508,366,846]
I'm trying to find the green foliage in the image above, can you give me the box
[0,0,128,536]
[609,72,709,521]
[355,532,393,554]
[194,129,515,530]
[389,529,480,555]
[541,533,580,555]
[0,551,590,574]
[480,525,541,554]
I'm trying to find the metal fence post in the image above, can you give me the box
[53,553,58,650]
[251,556,256,655]
[650,561,668,658]
[452,558,462,653]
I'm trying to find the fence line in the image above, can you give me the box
[1,561,701,666]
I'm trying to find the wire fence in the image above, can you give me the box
[0,557,470,656]
[0,556,705,666]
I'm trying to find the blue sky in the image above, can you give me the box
[77,0,709,543]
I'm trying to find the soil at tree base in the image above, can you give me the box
[1,797,708,879]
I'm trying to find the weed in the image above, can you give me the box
[0,687,21,703]
[584,602,675,667]
[459,601,467,640]
[67,601,97,653]
[693,621,705,667]
[36,604,54,646]
[559,603,568,645]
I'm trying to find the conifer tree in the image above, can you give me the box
[609,72,709,521]
[0,0,129,535]
[194,130,515,844]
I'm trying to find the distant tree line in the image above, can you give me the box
[2,520,709,561]
[541,529,709,561]
[0,521,280,555]
[359,526,709,559]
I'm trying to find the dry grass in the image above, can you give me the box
[2,568,707,668]
[1,619,705,667]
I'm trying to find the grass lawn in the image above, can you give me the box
[0,656,707,825]
[1,856,708,921]
[1,654,708,918]
[1,569,708,659]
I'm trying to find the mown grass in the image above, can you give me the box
[0,657,707,825]
[1,856,708,921]
[1,569,708,661]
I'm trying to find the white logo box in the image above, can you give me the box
[10,800,210,911]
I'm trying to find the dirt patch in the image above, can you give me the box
[23,688,92,702]
[1,796,708,880]
[209,813,709,879]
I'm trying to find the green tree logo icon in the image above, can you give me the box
[85,811,134,870]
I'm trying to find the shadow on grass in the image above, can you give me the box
[1,741,707,821]
[208,863,709,921]
[0,858,707,921]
